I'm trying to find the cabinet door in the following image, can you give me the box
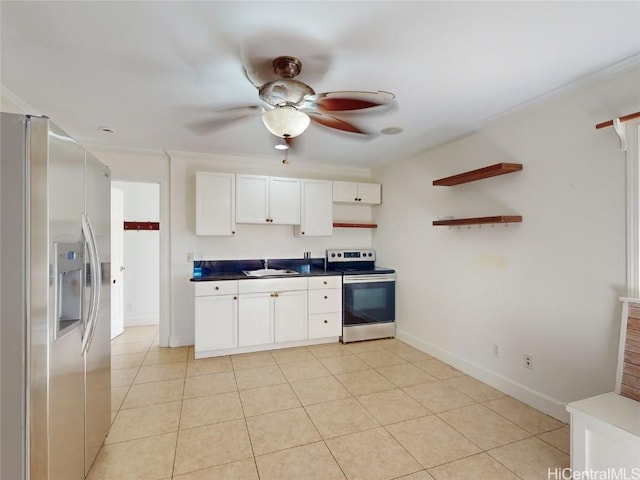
[195,172,236,236]
[295,179,333,237]
[195,295,238,354]
[274,290,308,342]
[357,183,381,205]
[269,176,301,224]
[238,292,273,346]
[333,181,358,203]
[236,174,269,224]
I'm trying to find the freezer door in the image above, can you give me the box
[47,120,86,480]
[84,151,111,473]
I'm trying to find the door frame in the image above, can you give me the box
[111,175,170,347]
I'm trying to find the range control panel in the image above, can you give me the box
[326,248,375,263]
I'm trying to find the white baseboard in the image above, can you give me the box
[169,333,193,348]
[396,328,570,422]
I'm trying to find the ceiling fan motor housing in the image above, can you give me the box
[273,56,302,79]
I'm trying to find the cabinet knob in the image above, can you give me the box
[215,286,219,290]
[324,295,328,299]
[323,319,328,324]
[232,231,236,235]
[301,232,305,235]
[323,281,327,285]
[233,296,237,300]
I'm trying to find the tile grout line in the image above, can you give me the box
[102,329,570,479]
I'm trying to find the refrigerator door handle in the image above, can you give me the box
[81,213,101,354]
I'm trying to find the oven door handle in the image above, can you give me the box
[343,274,396,284]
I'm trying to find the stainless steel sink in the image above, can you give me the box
[243,268,300,277]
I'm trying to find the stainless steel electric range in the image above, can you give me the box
[326,248,396,343]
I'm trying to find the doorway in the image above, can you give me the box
[111,181,161,334]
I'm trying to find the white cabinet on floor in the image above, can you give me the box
[567,392,640,471]
[236,174,301,224]
[294,178,333,237]
[307,275,342,339]
[237,292,273,347]
[237,277,308,346]
[333,181,381,205]
[195,172,236,236]
[194,281,238,358]
[274,289,308,342]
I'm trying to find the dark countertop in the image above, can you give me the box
[190,258,342,282]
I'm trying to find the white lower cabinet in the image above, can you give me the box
[194,281,238,358]
[194,275,342,358]
[274,290,308,342]
[308,275,342,339]
[238,292,274,347]
[567,392,640,471]
[238,277,308,347]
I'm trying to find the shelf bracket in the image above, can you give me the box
[613,118,627,152]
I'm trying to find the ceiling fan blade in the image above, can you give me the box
[304,91,395,112]
[308,112,369,135]
[184,105,261,135]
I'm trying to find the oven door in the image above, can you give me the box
[343,274,395,326]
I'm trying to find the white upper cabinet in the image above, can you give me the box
[294,178,333,237]
[269,176,301,224]
[333,181,381,205]
[236,174,301,224]
[235,174,269,224]
[195,172,236,236]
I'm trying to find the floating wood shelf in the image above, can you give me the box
[432,216,522,227]
[333,222,378,229]
[433,163,522,186]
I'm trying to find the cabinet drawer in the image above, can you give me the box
[194,280,238,297]
[308,313,342,339]
[308,275,342,290]
[308,289,342,314]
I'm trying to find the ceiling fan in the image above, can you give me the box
[186,55,396,142]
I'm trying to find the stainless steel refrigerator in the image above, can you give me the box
[1,113,111,479]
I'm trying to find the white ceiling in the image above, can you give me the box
[1,1,639,168]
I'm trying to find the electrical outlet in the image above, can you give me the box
[492,344,500,357]
[524,354,533,369]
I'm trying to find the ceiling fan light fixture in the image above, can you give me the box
[262,106,310,138]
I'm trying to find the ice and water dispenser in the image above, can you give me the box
[54,242,84,338]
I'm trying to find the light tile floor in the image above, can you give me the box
[90,326,570,480]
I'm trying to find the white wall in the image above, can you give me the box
[88,145,379,347]
[372,65,640,420]
[89,147,172,345]
[112,181,160,326]
[168,152,378,346]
